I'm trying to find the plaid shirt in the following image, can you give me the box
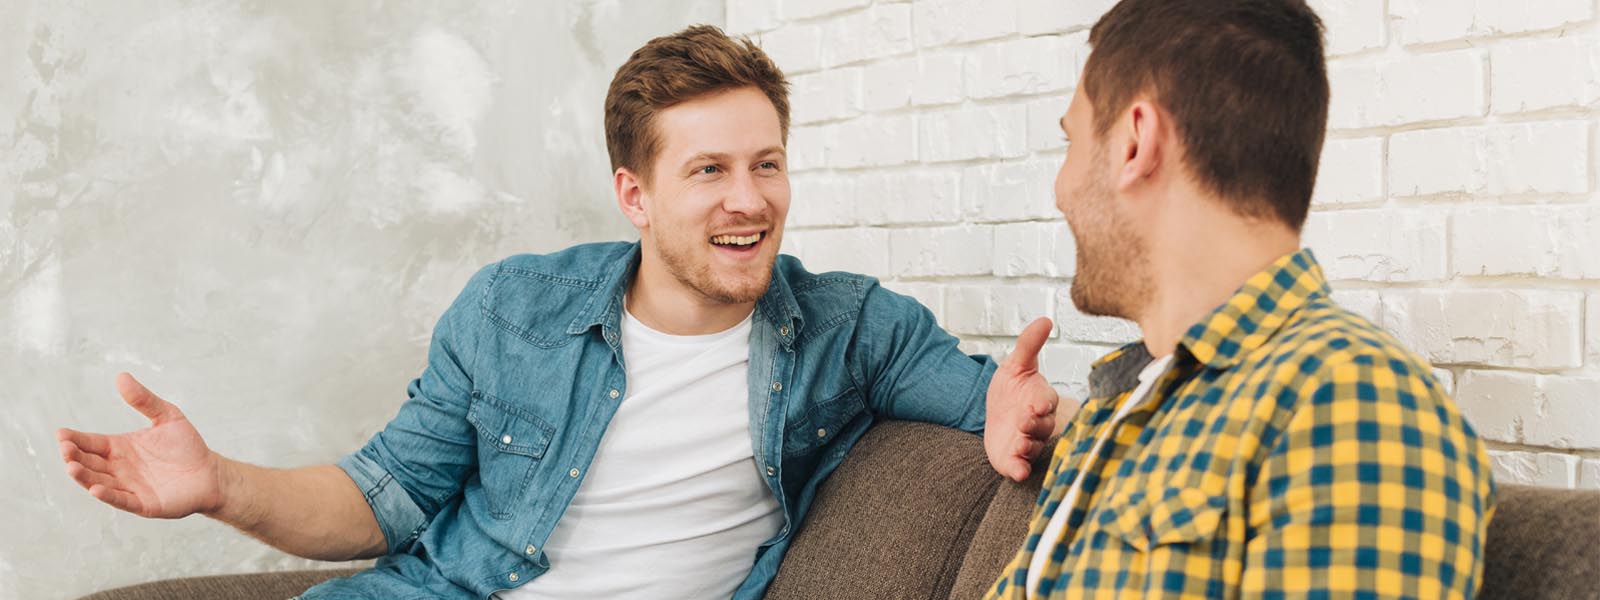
[985,249,1495,599]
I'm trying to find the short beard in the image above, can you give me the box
[1067,154,1153,321]
[654,231,774,304]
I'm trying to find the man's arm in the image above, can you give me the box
[57,374,385,561]
[1241,358,1496,597]
[850,285,1074,481]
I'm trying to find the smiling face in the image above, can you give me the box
[627,86,790,304]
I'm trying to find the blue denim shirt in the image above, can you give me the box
[323,242,996,599]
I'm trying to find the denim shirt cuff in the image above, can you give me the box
[336,450,428,555]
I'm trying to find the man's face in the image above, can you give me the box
[634,86,790,305]
[1054,85,1151,319]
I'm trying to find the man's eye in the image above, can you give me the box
[697,165,720,175]
[758,161,779,170]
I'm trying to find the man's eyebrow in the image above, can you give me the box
[680,147,787,170]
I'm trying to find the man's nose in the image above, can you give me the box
[723,171,766,215]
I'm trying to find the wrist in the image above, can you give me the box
[203,455,251,524]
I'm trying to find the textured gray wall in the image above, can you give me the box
[0,1,722,597]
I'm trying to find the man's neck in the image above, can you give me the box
[1136,207,1300,359]
[625,254,757,336]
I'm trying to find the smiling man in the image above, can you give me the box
[54,25,1063,600]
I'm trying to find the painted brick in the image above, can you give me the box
[786,124,827,172]
[992,221,1075,278]
[787,174,857,228]
[913,0,1018,48]
[1580,459,1600,490]
[862,51,964,111]
[961,157,1059,222]
[781,0,871,21]
[1391,0,1593,45]
[920,105,1028,163]
[1311,0,1387,56]
[1038,342,1107,401]
[854,168,964,225]
[1457,371,1600,449]
[821,4,913,68]
[1026,96,1071,152]
[964,34,1085,99]
[1452,206,1600,279]
[1330,289,1384,326]
[756,23,822,74]
[786,228,890,276]
[825,114,918,168]
[1589,293,1599,367]
[889,225,993,277]
[945,284,1054,336]
[1488,450,1580,488]
[1327,50,1485,129]
[1311,137,1384,207]
[1302,209,1448,282]
[790,67,863,125]
[1381,290,1584,369]
[1055,287,1142,345]
[727,0,781,35]
[1015,0,1115,35]
[1432,368,1455,396]
[1492,37,1600,114]
[1389,121,1590,197]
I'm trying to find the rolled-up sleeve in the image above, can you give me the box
[851,283,997,435]
[337,262,496,555]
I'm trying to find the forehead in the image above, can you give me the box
[653,87,783,156]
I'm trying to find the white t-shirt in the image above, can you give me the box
[1026,353,1176,599]
[499,308,784,599]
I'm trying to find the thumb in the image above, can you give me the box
[115,372,180,424]
[1004,317,1054,373]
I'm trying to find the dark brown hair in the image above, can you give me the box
[1085,0,1328,230]
[604,25,790,185]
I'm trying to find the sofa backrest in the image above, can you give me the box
[768,420,1600,600]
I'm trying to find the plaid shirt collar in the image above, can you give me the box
[1087,248,1329,397]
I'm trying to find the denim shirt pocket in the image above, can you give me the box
[466,390,555,520]
[1096,487,1228,553]
[782,387,865,459]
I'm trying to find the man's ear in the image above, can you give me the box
[615,167,650,229]
[1115,98,1164,192]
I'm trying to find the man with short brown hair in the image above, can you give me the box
[986,1,1495,598]
[56,25,1062,599]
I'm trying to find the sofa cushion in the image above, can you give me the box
[79,568,363,600]
[1480,484,1600,600]
[764,421,1003,600]
[948,448,1053,600]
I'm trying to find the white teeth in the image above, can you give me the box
[712,232,763,246]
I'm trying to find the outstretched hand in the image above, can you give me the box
[57,373,225,519]
[983,317,1073,482]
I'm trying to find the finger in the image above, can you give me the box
[65,461,120,491]
[57,428,111,456]
[116,372,180,424]
[1014,437,1045,460]
[61,441,111,472]
[1003,317,1054,372]
[1022,414,1054,439]
[1003,458,1031,482]
[88,484,145,515]
[1029,391,1059,417]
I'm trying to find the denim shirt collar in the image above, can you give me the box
[566,241,804,349]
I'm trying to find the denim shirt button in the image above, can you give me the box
[771,381,782,392]
[569,468,580,478]
[525,545,537,555]
[608,389,619,399]
[766,466,776,477]
[817,428,827,439]
[508,572,519,583]
[501,435,512,445]
[779,325,789,336]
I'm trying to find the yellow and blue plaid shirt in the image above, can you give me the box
[985,249,1495,599]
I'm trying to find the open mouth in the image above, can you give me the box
[709,230,766,256]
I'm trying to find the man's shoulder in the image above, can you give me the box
[773,253,878,316]
[489,242,635,287]
[1244,297,1450,411]
[448,242,633,346]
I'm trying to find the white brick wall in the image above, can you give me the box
[734,0,1600,489]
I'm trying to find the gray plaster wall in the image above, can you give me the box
[0,1,722,597]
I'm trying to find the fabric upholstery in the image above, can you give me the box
[947,448,1053,600]
[762,421,1001,600]
[1480,484,1600,600]
[80,568,362,600]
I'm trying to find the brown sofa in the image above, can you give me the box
[84,421,1600,600]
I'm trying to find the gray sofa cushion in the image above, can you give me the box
[1480,484,1600,600]
[763,421,1002,600]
